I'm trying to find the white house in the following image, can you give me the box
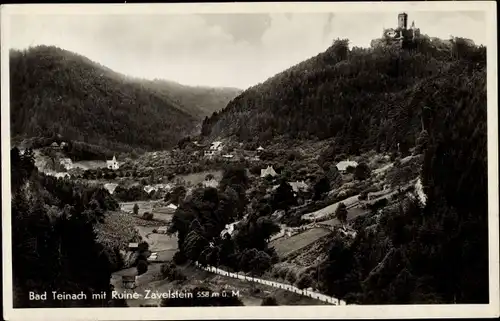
[222,154,234,159]
[256,146,264,152]
[167,203,178,210]
[289,180,309,193]
[106,155,119,170]
[210,141,223,151]
[336,160,358,172]
[260,165,278,178]
[202,178,219,188]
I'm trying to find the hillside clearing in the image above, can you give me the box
[271,228,332,259]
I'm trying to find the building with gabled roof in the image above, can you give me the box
[336,160,358,172]
[128,242,139,251]
[106,155,119,170]
[260,165,278,178]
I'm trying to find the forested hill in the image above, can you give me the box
[145,79,241,118]
[9,46,239,152]
[201,35,486,155]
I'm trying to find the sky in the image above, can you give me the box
[8,10,487,89]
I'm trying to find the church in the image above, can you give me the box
[106,155,119,170]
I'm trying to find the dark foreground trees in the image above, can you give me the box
[317,55,488,304]
[11,147,124,308]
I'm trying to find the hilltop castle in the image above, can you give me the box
[383,12,421,43]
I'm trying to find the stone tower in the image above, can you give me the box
[398,12,408,30]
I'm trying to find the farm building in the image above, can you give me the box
[50,142,60,149]
[256,146,264,152]
[122,275,136,289]
[336,160,358,172]
[260,165,278,178]
[128,243,139,251]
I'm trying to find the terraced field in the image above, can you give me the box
[271,228,332,259]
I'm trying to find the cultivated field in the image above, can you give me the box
[120,200,163,215]
[301,194,360,221]
[320,206,369,227]
[135,225,178,262]
[271,228,332,258]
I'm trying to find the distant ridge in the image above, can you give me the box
[9,45,240,152]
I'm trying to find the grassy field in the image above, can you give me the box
[120,201,175,222]
[72,160,108,170]
[301,194,360,221]
[135,225,178,261]
[321,206,369,227]
[176,169,223,186]
[120,201,163,214]
[271,228,332,259]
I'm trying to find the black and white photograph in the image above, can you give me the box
[1,2,498,320]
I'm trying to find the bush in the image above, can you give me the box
[137,259,148,275]
[173,251,188,265]
[261,296,279,306]
[138,241,149,252]
[354,162,371,181]
[296,274,313,289]
[142,212,154,220]
[161,262,187,282]
[285,271,297,284]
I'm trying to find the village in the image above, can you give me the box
[39,134,424,307]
